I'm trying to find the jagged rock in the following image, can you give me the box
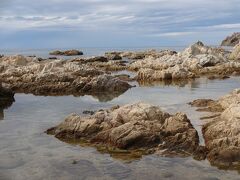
[0,56,131,99]
[229,43,240,60]
[221,32,240,46]
[47,103,203,158]
[190,89,240,169]
[49,50,83,56]
[129,42,238,81]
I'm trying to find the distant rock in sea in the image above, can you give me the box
[49,50,83,56]
[221,32,240,46]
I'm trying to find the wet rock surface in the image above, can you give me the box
[129,42,239,81]
[0,55,131,98]
[221,32,240,46]
[189,89,240,169]
[47,102,204,158]
[49,50,83,56]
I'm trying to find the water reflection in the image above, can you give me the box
[0,97,15,120]
[0,108,3,120]
[1,77,240,179]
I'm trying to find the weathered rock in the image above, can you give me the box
[221,32,240,46]
[0,56,132,100]
[229,43,240,60]
[47,103,202,158]
[129,42,238,81]
[190,89,240,169]
[49,50,83,56]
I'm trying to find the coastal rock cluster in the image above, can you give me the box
[47,102,204,158]
[190,89,240,169]
[221,32,240,46]
[128,41,240,81]
[0,55,131,98]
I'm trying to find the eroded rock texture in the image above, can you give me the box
[47,103,203,158]
[190,89,240,169]
[129,42,240,81]
[0,55,131,99]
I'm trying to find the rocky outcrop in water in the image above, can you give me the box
[221,32,240,46]
[47,102,204,158]
[0,55,131,99]
[49,50,83,56]
[129,42,239,81]
[189,89,240,169]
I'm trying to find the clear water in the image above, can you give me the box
[0,76,240,180]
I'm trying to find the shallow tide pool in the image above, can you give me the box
[0,77,240,180]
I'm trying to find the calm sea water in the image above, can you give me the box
[0,46,186,59]
[1,76,240,180]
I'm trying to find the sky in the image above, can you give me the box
[0,0,240,49]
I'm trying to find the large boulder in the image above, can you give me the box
[47,103,202,157]
[221,32,240,46]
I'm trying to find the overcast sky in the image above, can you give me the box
[0,0,239,49]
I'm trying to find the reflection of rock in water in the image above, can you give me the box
[0,84,15,120]
[138,79,191,87]
[91,90,129,102]
[14,87,130,103]
[0,108,4,120]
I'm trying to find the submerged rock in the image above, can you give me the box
[190,89,240,169]
[47,103,203,158]
[49,50,83,56]
[221,32,240,46]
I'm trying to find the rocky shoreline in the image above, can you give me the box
[1,39,240,171]
[1,41,240,97]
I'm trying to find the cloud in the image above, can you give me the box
[0,0,240,47]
